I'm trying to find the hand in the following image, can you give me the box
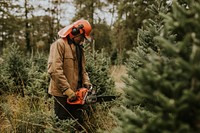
[63,88,77,102]
[68,95,77,102]
[84,83,92,89]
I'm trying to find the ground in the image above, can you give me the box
[110,65,127,93]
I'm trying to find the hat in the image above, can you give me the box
[58,24,74,38]
[58,19,92,40]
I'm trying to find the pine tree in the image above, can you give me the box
[114,0,200,133]
[85,48,115,95]
[0,44,49,98]
[1,44,28,96]
[112,0,161,62]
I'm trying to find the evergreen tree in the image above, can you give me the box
[112,0,159,59]
[0,44,49,97]
[114,0,200,133]
[85,48,115,95]
[1,44,28,96]
[125,0,169,84]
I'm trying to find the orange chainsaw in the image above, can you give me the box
[67,87,117,105]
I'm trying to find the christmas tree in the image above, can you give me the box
[114,1,200,133]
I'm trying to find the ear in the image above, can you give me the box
[71,24,84,36]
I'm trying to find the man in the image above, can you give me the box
[47,19,92,121]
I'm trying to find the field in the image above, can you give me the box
[0,65,126,133]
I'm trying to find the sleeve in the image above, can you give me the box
[47,40,70,92]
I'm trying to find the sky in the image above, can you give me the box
[15,0,116,26]
[29,0,76,25]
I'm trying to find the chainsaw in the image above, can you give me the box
[67,87,117,105]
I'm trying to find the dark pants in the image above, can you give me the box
[54,96,84,123]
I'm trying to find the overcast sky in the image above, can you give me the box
[15,0,116,26]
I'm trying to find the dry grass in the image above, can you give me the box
[0,114,11,133]
[110,65,127,93]
[0,94,118,133]
[0,95,53,133]
[82,103,118,133]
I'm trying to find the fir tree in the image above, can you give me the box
[1,44,29,96]
[114,0,200,133]
[85,48,115,95]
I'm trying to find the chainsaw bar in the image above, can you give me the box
[67,87,118,105]
[96,95,117,103]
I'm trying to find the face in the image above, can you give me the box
[73,34,85,44]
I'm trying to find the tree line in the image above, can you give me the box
[1,0,161,62]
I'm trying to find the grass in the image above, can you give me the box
[0,94,118,133]
[0,94,55,133]
[110,65,127,93]
[0,64,126,132]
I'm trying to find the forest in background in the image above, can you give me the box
[0,0,160,62]
[1,0,200,133]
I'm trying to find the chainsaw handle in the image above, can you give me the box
[67,88,89,105]
[67,96,82,105]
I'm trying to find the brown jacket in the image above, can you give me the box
[47,38,91,97]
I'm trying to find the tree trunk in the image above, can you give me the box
[25,0,31,53]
